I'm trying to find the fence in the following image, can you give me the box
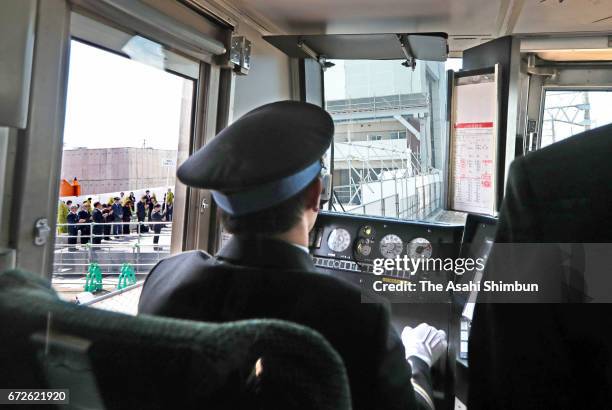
[54,221,171,275]
[81,281,144,316]
[346,180,442,220]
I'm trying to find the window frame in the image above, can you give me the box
[8,0,230,278]
[537,85,612,150]
[64,15,204,263]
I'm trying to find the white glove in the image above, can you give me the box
[401,323,447,367]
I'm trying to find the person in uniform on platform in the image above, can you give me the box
[150,203,165,251]
[91,202,104,245]
[164,188,174,221]
[138,101,446,410]
[102,204,112,241]
[137,196,147,233]
[66,205,79,250]
[122,200,132,235]
[77,203,92,245]
[144,190,152,219]
[148,194,157,220]
[129,192,136,211]
[111,197,123,237]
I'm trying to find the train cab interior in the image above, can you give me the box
[1,0,612,408]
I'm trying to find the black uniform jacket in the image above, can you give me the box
[469,123,612,410]
[77,210,91,223]
[66,212,79,235]
[150,211,165,233]
[92,209,104,235]
[137,202,146,219]
[139,236,432,410]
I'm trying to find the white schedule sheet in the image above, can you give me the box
[449,72,498,216]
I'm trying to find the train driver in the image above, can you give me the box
[138,101,446,410]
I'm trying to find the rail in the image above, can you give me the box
[346,180,442,220]
[80,281,144,316]
[54,221,172,275]
[81,281,144,305]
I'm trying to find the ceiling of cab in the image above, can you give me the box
[214,0,612,56]
[516,0,612,35]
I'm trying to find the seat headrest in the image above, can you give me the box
[0,269,352,409]
[0,269,57,299]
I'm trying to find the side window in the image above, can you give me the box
[540,90,612,148]
[53,37,196,304]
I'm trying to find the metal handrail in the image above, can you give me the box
[53,221,173,275]
[81,281,144,306]
[56,221,171,238]
[57,263,158,267]
[343,179,442,220]
[347,194,397,216]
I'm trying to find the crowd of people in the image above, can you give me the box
[57,188,174,250]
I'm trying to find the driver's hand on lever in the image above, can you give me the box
[401,323,447,410]
[402,323,447,366]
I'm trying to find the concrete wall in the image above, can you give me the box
[232,22,293,119]
[61,147,177,194]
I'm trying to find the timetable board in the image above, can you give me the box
[448,66,499,216]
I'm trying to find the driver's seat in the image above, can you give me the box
[0,269,351,409]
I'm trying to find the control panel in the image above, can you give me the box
[309,211,465,409]
[309,211,498,410]
[309,211,463,283]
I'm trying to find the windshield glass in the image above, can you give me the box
[324,58,463,223]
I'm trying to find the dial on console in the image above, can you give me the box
[379,234,403,259]
[327,228,351,253]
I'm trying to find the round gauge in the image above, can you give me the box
[359,225,375,238]
[356,238,372,256]
[327,228,351,253]
[408,237,433,259]
[379,234,403,259]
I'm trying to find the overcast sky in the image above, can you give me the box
[63,40,188,150]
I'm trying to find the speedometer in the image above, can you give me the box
[379,234,403,259]
[327,228,351,253]
[408,237,433,259]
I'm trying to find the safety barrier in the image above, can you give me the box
[53,221,171,275]
[84,263,103,292]
[117,263,136,289]
[345,180,442,220]
[81,281,144,316]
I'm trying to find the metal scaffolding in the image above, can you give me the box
[542,91,591,146]
[328,92,442,220]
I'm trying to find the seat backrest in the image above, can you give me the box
[0,270,351,410]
